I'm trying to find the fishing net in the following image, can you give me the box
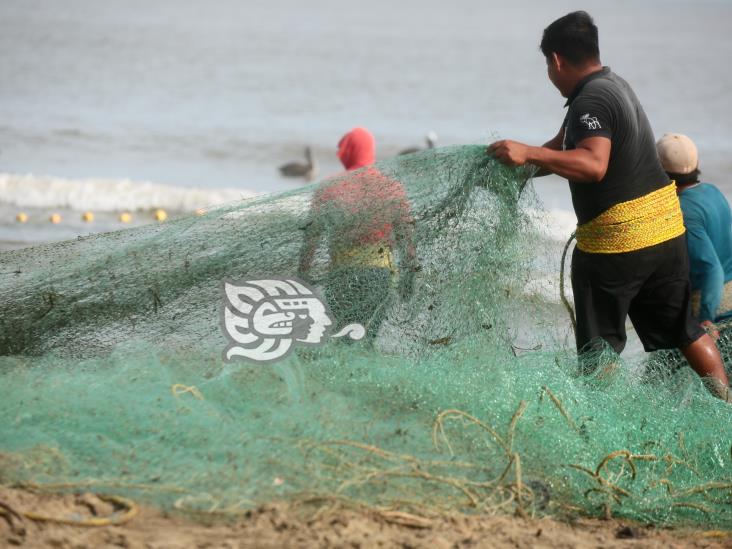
[1,145,732,528]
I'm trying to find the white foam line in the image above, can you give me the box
[0,173,261,212]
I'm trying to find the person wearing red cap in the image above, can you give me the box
[299,128,417,340]
[336,127,376,171]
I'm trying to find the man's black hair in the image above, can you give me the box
[540,11,600,66]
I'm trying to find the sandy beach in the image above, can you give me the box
[2,485,730,548]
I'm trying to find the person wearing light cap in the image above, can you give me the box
[657,133,732,330]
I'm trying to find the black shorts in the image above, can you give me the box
[571,234,704,354]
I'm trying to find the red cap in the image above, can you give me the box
[337,127,376,171]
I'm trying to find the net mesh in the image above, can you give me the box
[1,145,732,527]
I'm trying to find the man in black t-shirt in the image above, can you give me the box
[488,11,730,401]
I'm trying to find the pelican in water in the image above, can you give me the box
[279,146,317,181]
[398,131,438,156]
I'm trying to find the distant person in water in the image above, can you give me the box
[657,133,732,333]
[298,127,418,339]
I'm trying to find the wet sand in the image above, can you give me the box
[1,485,729,548]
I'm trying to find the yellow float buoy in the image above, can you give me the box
[82,211,94,222]
[49,213,62,224]
[195,208,206,216]
[119,212,132,223]
[154,209,167,222]
[16,212,28,223]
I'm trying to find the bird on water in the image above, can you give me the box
[279,146,317,181]
[398,131,438,156]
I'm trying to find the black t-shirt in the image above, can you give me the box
[562,67,669,224]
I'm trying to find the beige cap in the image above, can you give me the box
[656,133,698,174]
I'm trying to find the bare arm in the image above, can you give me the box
[532,126,566,177]
[488,136,611,183]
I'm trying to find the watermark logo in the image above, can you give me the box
[221,278,365,363]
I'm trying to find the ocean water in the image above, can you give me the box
[1,0,731,249]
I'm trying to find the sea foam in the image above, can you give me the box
[0,173,260,212]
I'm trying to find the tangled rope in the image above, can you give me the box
[0,493,138,529]
[559,231,577,337]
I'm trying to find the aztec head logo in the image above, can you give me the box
[221,278,365,363]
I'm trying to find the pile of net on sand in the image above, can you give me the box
[1,145,732,528]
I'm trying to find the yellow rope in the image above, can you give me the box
[559,232,577,336]
[702,531,731,539]
[432,409,510,455]
[542,386,581,435]
[21,494,138,527]
[331,244,395,271]
[171,384,204,400]
[576,182,685,253]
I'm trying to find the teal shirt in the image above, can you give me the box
[679,183,732,322]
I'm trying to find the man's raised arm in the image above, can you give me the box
[488,135,610,183]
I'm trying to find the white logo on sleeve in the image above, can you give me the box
[579,113,602,130]
[220,278,365,363]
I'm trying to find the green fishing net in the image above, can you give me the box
[1,145,731,527]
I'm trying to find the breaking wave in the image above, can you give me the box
[0,173,260,212]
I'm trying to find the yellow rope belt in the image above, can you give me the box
[575,182,685,254]
[332,243,396,271]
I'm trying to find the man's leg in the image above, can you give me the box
[680,334,731,401]
[627,236,731,401]
[571,248,635,374]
